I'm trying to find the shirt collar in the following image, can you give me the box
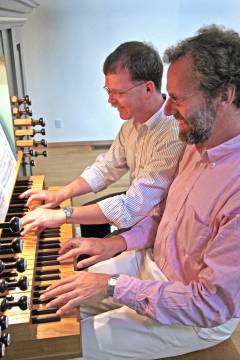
[135,106,165,131]
[199,134,240,162]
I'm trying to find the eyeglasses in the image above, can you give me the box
[103,82,146,97]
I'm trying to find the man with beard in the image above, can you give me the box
[34,25,240,359]
[20,41,184,238]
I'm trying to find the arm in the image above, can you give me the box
[97,120,185,228]
[36,216,159,315]
[20,123,128,208]
[80,125,129,192]
[20,202,108,235]
[56,215,158,269]
[114,213,240,327]
[20,176,92,208]
[42,200,238,325]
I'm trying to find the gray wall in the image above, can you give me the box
[22,0,240,142]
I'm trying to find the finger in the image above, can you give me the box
[26,193,47,207]
[58,241,74,255]
[56,296,81,316]
[28,203,41,210]
[59,238,81,255]
[45,293,71,309]
[21,214,35,226]
[77,255,99,269]
[44,274,78,292]
[40,203,54,209]
[46,289,79,313]
[21,220,40,235]
[41,278,77,301]
[19,189,39,199]
[58,248,80,261]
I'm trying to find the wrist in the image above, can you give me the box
[62,206,74,223]
[107,274,119,297]
[105,235,127,255]
[57,189,69,203]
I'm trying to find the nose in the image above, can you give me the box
[164,97,176,116]
[108,93,117,105]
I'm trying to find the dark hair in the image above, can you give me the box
[103,41,163,91]
[163,24,240,108]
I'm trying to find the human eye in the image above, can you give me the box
[169,95,178,104]
[169,93,185,106]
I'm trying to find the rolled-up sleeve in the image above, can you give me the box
[81,125,129,192]
[98,124,185,228]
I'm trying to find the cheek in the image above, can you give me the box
[163,100,173,115]
[177,104,196,121]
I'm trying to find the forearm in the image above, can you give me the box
[103,234,127,254]
[113,274,233,328]
[69,203,109,224]
[122,215,159,250]
[57,177,92,202]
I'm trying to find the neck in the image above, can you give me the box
[196,108,240,151]
[134,93,165,125]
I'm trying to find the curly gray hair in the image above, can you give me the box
[163,24,240,108]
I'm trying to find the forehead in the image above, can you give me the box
[105,69,132,87]
[166,56,198,96]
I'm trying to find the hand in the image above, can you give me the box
[19,189,61,208]
[58,236,126,269]
[21,208,66,235]
[40,271,109,316]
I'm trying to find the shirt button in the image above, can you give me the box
[210,162,216,168]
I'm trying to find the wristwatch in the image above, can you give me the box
[63,206,73,223]
[107,274,119,297]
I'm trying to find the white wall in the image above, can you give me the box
[22,0,240,142]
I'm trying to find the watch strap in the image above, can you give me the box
[107,274,119,297]
[63,206,73,223]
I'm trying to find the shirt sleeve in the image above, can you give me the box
[114,213,240,328]
[122,215,160,250]
[80,124,128,192]
[98,125,185,228]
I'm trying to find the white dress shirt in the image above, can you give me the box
[81,108,185,228]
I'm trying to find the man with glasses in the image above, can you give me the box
[20,41,184,238]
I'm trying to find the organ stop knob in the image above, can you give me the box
[0,217,21,233]
[0,295,29,312]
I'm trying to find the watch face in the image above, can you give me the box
[107,275,119,297]
[109,278,118,286]
[64,206,73,220]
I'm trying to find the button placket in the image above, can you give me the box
[135,127,146,174]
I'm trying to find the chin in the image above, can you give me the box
[119,113,131,121]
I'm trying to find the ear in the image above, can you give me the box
[145,81,155,95]
[220,85,236,105]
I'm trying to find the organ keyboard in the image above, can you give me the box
[0,177,82,359]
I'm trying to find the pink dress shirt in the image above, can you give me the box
[115,135,240,328]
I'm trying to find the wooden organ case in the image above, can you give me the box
[0,3,81,357]
[0,100,82,359]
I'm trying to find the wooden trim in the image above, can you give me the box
[48,140,113,148]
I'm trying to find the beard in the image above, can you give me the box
[178,100,217,144]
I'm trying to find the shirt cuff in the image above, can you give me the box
[81,169,103,193]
